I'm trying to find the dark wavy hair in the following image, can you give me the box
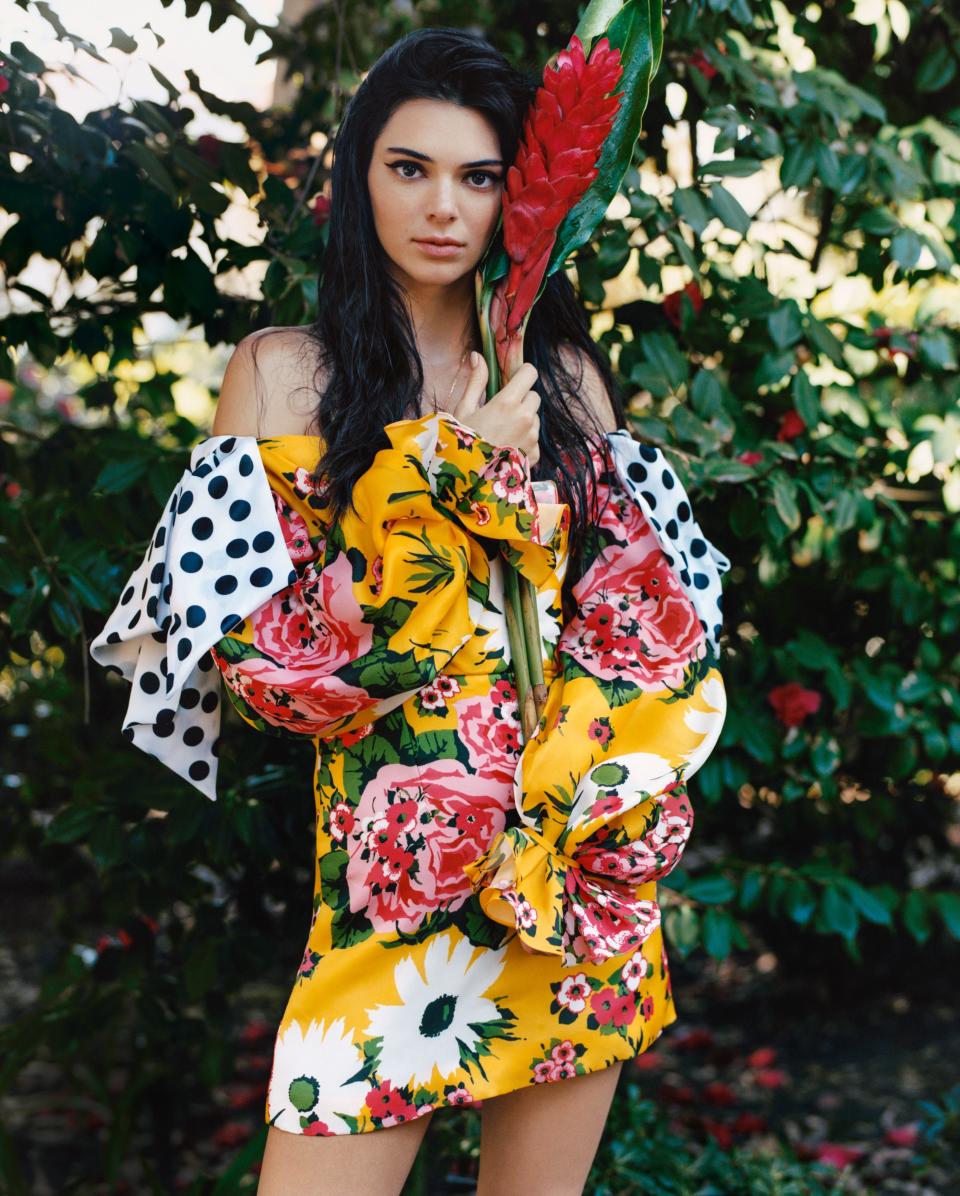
[307,26,628,614]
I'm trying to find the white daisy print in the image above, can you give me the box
[365,932,508,1088]
[267,1017,369,1134]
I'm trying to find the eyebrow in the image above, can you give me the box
[385,146,504,168]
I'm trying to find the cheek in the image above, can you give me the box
[371,187,419,243]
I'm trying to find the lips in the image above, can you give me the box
[414,238,465,247]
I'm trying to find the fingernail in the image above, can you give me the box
[470,351,478,367]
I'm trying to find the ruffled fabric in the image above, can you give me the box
[90,412,568,799]
[89,435,298,798]
[461,433,730,967]
[91,409,732,971]
[211,413,569,742]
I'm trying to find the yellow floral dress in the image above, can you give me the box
[91,411,730,1136]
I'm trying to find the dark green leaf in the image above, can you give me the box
[684,874,736,904]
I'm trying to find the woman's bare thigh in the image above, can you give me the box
[475,1060,624,1196]
[256,1109,434,1196]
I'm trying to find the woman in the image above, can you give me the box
[92,26,730,1196]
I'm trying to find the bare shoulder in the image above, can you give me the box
[556,342,619,436]
[212,325,329,438]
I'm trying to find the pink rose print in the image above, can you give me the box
[273,491,317,563]
[562,532,705,687]
[457,690,522,781]
[450,424,478,451]
[590,792,624,819]
[345,759,512,933]
[434,675,461,700]
[213,552,376,735]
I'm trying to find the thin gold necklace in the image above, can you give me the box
[428,348,470,415]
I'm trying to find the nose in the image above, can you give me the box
[427,175,458,223]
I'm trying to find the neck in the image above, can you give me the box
[393,268,478,363]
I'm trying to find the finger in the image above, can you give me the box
[453,351,488,416]
[500,362,539,404]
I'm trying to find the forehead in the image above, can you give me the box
[374,98,500,157]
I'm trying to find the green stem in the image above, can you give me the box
[476,268,546,739]
[518,573,547,724]
[503,558,537,741]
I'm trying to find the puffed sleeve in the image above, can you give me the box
[462,432,732,968]
[89,435,300,800]
[91,413,568,800]
[210,413,568,743]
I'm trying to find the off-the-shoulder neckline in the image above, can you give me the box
[203,428,638,449]
[254,433,319,442]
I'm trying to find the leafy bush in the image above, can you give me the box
[1,0,957,1188]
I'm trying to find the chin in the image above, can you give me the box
[401,257,477,286]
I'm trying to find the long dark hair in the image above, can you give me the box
[308,26,628,613]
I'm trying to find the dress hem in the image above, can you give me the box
[263,998,680,1137]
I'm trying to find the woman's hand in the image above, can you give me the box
[452,352,541,466]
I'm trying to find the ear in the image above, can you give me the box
[558,343,619,435]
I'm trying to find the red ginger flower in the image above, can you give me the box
[493,34,624,374]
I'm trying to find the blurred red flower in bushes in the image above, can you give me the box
[687,49,718,81]
[310,193,332,226]
[776,409,807,441]
[752,1066,789,1089]
[746,1046,777,1068]
[663,281,703,327]
[768,683,821,728]
[702,1080,737,1107]
[196,134,223,168]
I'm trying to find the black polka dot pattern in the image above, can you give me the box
[605,431,731,659]
[88,433,298,800]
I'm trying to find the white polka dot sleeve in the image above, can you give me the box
[89,436,297,801]
[604,431,731,657]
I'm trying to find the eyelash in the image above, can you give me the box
[387,160,502,188]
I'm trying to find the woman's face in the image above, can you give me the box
[366,98,505,291]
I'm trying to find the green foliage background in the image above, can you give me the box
[1,0,958,1189]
